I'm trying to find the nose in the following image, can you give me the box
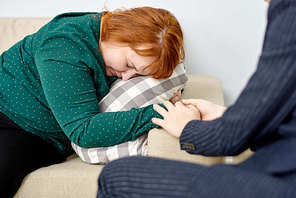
[121,69,137,81]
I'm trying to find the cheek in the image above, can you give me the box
[102,51,124,68]
[103,54,117,67]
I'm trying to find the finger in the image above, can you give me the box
[175,94,182,101]
[169,95,176,103]
[175,101,185,108]
[163,100,175,111]
[170,95,181,104]
[169,98,175,104]
[151,117,165,128]
[176,90,182,97]
[181,99,196,108]
[181,99,204,109]
[187,104,199,111]
[181,99,200,105]
[153,104,168,117]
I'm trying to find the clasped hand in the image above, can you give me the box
[152,99,227,138]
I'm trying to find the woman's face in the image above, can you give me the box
[100,42,156,81]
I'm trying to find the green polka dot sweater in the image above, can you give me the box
[0,12,161,157]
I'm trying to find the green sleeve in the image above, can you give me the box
[35,37,162,147]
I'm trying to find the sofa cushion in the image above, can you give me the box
[15,156,104,198]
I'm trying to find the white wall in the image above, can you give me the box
[1,0,268,106]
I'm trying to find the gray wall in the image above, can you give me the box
[1,0,269,106]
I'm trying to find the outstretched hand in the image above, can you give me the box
[152,101,201,138]
[181,99,227,121]
[152,99,227,138]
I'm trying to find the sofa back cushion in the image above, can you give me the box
[0,18,51,54]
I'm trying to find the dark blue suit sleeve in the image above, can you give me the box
[180,0,296,156]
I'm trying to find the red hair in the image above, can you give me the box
[100,7,184,79]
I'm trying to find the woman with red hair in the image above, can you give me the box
[100,7,184,80]
[0,7,184,197]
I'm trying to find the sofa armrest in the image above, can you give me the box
[182,74,224,105]
[147,74,225,165]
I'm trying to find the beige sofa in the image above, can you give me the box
[0,17,252,198]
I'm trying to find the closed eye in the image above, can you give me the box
[127,59,139,72]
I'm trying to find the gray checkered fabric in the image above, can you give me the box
[71,63,188,164]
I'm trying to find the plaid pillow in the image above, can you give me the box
[71,63,188,164]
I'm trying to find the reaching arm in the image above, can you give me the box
[35,36,161,148]
[180,0,296,156]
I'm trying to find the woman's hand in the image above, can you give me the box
[181,99,227,121]
[152,101,201,138]
[169,89,182,104]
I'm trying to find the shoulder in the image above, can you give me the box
[43,12,102,34]
[263,0,296,51]
[267,0,296,22]
[268,0,296,12]
[33,12,102,59]
[51,12,101,23]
